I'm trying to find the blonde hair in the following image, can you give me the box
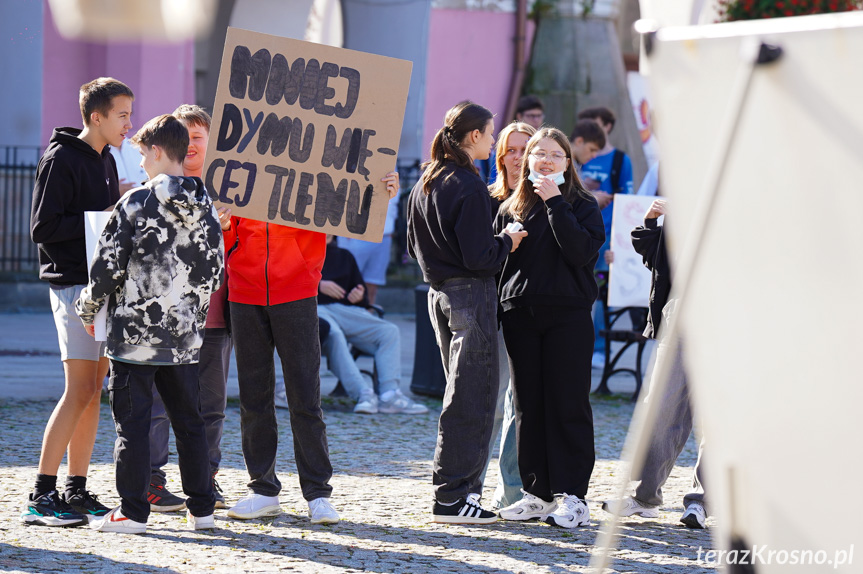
[489,121,536,202]
[501,127,592,221]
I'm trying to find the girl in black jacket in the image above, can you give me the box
[408,101,526,524]
[495,127,605,528]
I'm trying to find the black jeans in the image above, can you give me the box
[501,305,596,500]
[230,298,333,501]
[428,277,500,503]
[150,328,232,481]
[108,359,215,523]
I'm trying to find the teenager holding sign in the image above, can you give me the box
[408,101,527,524]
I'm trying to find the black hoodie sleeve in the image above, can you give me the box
[631,217,662,271]
[453,189,512,272]
[31,157,86,244]
[544,194,606,269]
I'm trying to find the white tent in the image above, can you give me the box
[597,10,863,573]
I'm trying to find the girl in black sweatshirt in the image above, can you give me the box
[407,101,526,524]
[494,127,605,528]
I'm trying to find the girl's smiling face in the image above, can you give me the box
[528,137,569,175]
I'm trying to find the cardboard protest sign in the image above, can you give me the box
[607,194,654,308]
[204,27,412,242]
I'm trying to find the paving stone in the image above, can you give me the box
[0,312,715,573]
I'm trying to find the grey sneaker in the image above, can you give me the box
[680,502,707,529]
[601,496,659,518]
[499,491,557,521]
[378,389,428,414]
[354,390,379,414]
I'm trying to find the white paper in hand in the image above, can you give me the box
[84,212,112,341]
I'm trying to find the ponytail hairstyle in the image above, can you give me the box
[490,121,536,202]
[502,127,592,221]
[419,100,493,194]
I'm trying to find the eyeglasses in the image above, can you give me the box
[522,112,544,121]
[529,151,568,162]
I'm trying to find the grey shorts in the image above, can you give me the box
[49,285,106,361]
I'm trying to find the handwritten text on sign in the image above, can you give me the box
[204,28,412,241]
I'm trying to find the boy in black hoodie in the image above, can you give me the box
[25,78,133,527]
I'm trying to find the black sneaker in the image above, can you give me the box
[63,489,111,521]
[213,476,226,509]
[432,493,498,524]
[148,483,186,512]
[21,490,87,527]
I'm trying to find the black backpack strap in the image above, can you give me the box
[610,149,625,194]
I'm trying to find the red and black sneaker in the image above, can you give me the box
[147,482,186,512]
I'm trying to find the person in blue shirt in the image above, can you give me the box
[577,106,634,368]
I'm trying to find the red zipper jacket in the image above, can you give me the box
[224,217,326,306]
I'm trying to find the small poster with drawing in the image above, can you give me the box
[607,194,655,308]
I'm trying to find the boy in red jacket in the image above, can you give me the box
[224,172,400,524]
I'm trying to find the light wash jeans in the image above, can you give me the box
[480,330,522,508]
[490,380,522,508]
[633,339,707,513]
[317,303,401,399]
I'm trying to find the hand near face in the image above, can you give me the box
[532,175,562,201]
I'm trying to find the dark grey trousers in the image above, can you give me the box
[230,298,333,501]
[428,276,500,504]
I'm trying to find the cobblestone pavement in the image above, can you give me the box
[0,313,715,573]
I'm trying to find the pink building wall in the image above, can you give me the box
[40,1,195,146]
[422,9,535,160]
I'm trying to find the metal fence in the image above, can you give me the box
[0,146,41,272]
[0,149,424,277]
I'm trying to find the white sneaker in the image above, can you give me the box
[308,497,340,524]
[226,493,281,520]
[187,510,215,530]
[680,502,707,529]
[498,491,557,521]
[545,494,590,528]
[354,390,379,414]
[378,389,428,414]
[601,496,659,518]
[90,506,147,534]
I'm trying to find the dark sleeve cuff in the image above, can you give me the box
[645,217,659,229]
[544,195,565,209]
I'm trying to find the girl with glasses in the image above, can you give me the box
[494,127,605,528]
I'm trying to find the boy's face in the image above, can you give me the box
[139,145,160,181]
[516,107,544,130]
[183,122,209,177]
[93,95,133,148]
[571,138,601,165]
